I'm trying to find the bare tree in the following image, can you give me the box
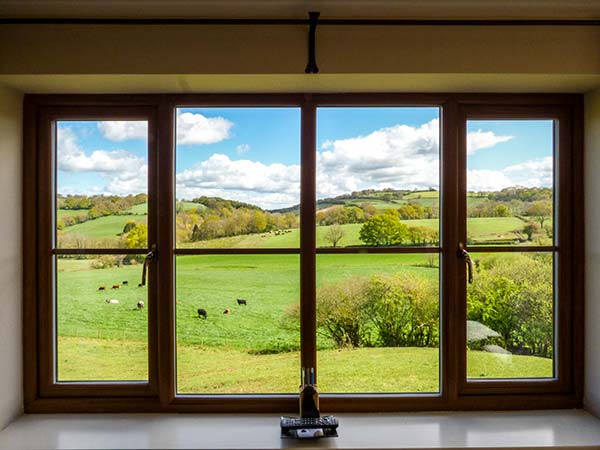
[325,223,345,248]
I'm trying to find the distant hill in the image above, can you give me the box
[270,189,438,214]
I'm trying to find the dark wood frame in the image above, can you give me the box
[22,93,584,413]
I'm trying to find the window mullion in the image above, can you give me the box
[441,98,462,403]
[157,99,176,404]
[300,97,317,381]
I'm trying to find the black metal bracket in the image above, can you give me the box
[305,11,320,74]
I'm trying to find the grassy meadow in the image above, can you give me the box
[57,250,553,393]
[55,188,553,393]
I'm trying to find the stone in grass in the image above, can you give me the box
[483,344,512,355]
[466,320,501,343]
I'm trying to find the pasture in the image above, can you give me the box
[56,252,552,392]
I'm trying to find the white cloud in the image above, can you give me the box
[172,119,525,208]
[176,154,300,210]
[467,157,553,192]
[97,121,147,141]
[467,129,513,155]
[467,169,514,192]
[57,127,147,195]
[236,144,251,154]
[177,112,233,145]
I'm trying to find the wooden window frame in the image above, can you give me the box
[22,93,583,413]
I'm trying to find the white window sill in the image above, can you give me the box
[1,410,600,449]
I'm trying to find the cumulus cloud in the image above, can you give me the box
[176,154,300,210]
[467,129,513,155]
[57,127,147,195]
[467,157,553,192]
[97,121,147,141]
[177,112,233,145]
[174,119,529,208]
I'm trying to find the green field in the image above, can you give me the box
[59,214,147,241]
[56,252,552,392]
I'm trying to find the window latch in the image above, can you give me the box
[458,244,473,284]
[140,244,157,287]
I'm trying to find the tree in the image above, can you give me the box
[521,221,541,241]
[122,219,137,234]
[324,224,345,247]
[359,211,409,246]
[526,200,552,228]
[125,223,147,249]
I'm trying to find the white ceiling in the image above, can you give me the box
[0,0,599,20]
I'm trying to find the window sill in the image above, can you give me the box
[1,410,600,449]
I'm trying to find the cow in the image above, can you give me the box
[137,300,144,310]
[122,281,129,286]
[223,309,231,315]
[197,308,207,319]
[105,299,119,304]
[98,286,106,291]
[138,283,143,288]
[112,284,120,289]
[236,298,247,306]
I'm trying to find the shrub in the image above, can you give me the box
[364,273,439,347]
[467,253,553,357]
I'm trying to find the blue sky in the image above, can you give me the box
[56,108,553,209]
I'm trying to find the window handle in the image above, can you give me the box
[458,244,473,284]
[140,244,157,287]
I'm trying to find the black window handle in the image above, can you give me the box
[140,244,157,287]
[459,244,474,284]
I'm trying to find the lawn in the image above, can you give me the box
[60,213,147,240]
[55,252,552,393]
[57,337,552,393]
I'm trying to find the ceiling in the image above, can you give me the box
[0,0,599,20]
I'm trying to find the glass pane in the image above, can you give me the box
[316,107,440,248]
[175,108,300,248]
[466,120,554,246]
[466,252,554,379]
[317,254,440,393]
[56,256,148,381]
[56,120,148,249]
[175,255,299,393]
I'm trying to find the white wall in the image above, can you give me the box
[585,88,600,417]
[0,86,23,430]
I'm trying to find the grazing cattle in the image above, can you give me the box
[223,309,231,315]
[137,301,144,310]
[98,286,106,291]
[138,283,143,288]
[236,298,247,306]
[112,284,120,289]
[105,299,120,304]
[122,281,129,286]
[197,308,207,319]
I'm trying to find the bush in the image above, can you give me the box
[365,274,439,347]
[91,255,123,269]
[467,253,553,357]
[304,273,439,349]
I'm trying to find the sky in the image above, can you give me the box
[56,108,553,210]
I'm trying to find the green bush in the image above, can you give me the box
[310,273,439,349]
[467,253,553,357]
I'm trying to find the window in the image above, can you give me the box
[23,94,583,412]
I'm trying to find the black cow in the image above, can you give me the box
[236,298,247,306]
[197,308,207,319]
[122,281,129,286]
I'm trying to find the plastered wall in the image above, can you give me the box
[585,88,600,416]
[0,86,23,430]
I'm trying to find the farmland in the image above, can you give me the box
[54,187,554,393]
